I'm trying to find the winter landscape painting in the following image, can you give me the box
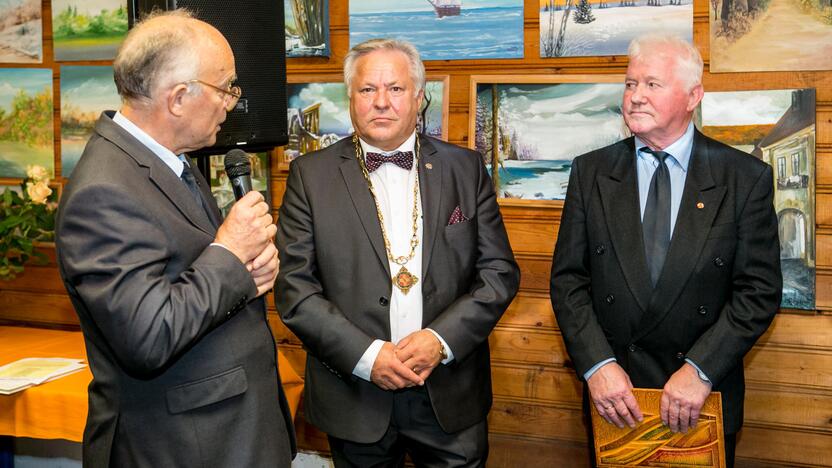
[699,88,816,309]
[285,0,330,57]
[0,0,42,63]
[539,0,692,57]
[350,0,523,60]
[471,76,626,200]
[52,0,128,61]
[710,0,832,72]
[60,66,120,177]
[0,68,53,178]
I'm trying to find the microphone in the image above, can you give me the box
[224,149,253,200]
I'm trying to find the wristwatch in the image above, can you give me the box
[438,341,448,361]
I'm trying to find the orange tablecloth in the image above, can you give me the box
[0,326,303,442]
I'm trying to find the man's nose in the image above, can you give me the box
[629,84,646,103]
[373,89,390,108]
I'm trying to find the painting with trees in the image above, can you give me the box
[0,68,53,178]
[0,0,41,63]
[52,0,128,61]
[539,0,692,57]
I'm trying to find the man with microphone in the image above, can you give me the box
[55,10,295,467]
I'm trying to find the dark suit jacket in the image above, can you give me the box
[275,135,519,443]
[550,130,782,434]
[56,112,296,467]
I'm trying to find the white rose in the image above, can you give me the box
[26,181,52,205]
[26,165,51,183]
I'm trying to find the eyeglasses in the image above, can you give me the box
[183,79,242,112]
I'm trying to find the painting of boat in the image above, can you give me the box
[427,0,461,17]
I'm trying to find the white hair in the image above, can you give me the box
[343,38,425,98]
[628,34,703,92]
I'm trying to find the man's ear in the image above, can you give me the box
[686,83,704,113]
[168,83,191,117]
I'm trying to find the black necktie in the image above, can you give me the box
[181,161,210,217]
[641,147,671,287]
[365,151,414,172]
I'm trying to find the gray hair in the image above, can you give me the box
[113,9,201,103]
[628,34,703,92]
[343,38,425,97]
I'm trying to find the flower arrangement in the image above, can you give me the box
[0,165,57,280]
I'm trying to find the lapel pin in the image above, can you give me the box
[696,202,704,209]
[425,163,433,170]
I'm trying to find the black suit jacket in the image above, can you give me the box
[275,135,519,443]
[56,112,296,467]
[550,130,782,434]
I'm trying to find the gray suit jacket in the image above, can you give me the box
[275,135,519,443]
[550,130,782,434]
[56,111,296,467]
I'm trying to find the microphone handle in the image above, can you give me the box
[231,176,253,200]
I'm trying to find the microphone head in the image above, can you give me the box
[224,149,251,178]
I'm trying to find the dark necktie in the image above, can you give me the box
[365,151,414,172]
[641,147,671,287]
[181,161,210,216]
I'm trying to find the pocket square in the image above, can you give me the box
[447,206,469,226]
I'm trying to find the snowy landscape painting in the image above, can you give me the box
[350,0,523,60]
[470,75,626,200]
[0,0,42,63]
[539,0,692,57]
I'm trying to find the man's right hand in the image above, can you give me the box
[587,362,643,428]
[370,342,424,390]
[215,191,276,265]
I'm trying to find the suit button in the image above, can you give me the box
[698,305,708,315]
[379,296,389,306]
[595,244,606,255]
[628,344,636,352]
[605,294,615,304]
[676,352,685,360]
[713,257,725,267]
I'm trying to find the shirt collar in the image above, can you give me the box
[635,121,695,172]
[112,111,185,176]
[359,131,417,158]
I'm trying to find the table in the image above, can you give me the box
[0,326,303,443]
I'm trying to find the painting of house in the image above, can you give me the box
[539,0,692,58]
[0,68,53,178]
[710,0,832,72]
[52,0,128,61]
[0,0,42,63]
[350,0,523,60]
[285,0,330,57]
[60,66,120,177]
[700,88,815,309]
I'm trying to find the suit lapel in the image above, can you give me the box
[338,139,391,276]
[636,130,725,339]
[418,136,442,279]
[597,138,653,313]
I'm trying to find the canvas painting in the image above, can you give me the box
[0,0,42,63]
[349,0,523,61]
[285,0,330,57]
[208,152,270,218]
[52,0,128,61]
[710,0,832,72]
[0,68,53,178]
[471,76,626,200]
[539,0,692,58]
[284,78,448,162]
[60,66,120,178]
[699,88,815,310]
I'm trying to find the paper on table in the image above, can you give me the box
[0,357,86,395]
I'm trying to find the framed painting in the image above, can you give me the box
[280,74,449,170]
[469,74,626,204]
[52,0,128,61]
[0,68,53,178]
[349,0,523,61]
[539,0,692,58]
[285,0,330,57]
[698,88,816,310]
[60,65,120,178]
[0,0,42,63]
[710,0,832,72]
[206,151,271,218]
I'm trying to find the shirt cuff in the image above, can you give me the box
[209,242,233,253]
[352,339,385,381]
[425,328,454,364]
[685,358,711,383]
[583,357,617,381]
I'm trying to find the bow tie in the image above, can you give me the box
[365,151,414,172]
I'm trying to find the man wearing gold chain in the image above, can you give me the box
[276,38,520,467]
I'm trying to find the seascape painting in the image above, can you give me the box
[0,68,53,178]
[60,66,120,177]
[208,152,270,217]
[285,0,330,57]
[0,0,42,63]
[350,0,523,60]
[710,0,832,72]
[539,0,692,57]
[284,79,447,162]
[52,0,128,61]
[699,88,816,309]
[471,78,626,200]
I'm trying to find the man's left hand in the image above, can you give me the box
[249,242,279,297]
[661,363,713,433]
[396,330,443,381]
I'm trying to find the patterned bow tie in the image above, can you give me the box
[365,151,414,172]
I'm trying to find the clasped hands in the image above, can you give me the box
[370,330,444,391]
[588,362,712,433]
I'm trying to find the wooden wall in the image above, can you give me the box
[1,0,830,466]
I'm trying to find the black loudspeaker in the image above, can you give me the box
[128,0,288,155]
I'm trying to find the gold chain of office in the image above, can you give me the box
[353,134,421,295]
